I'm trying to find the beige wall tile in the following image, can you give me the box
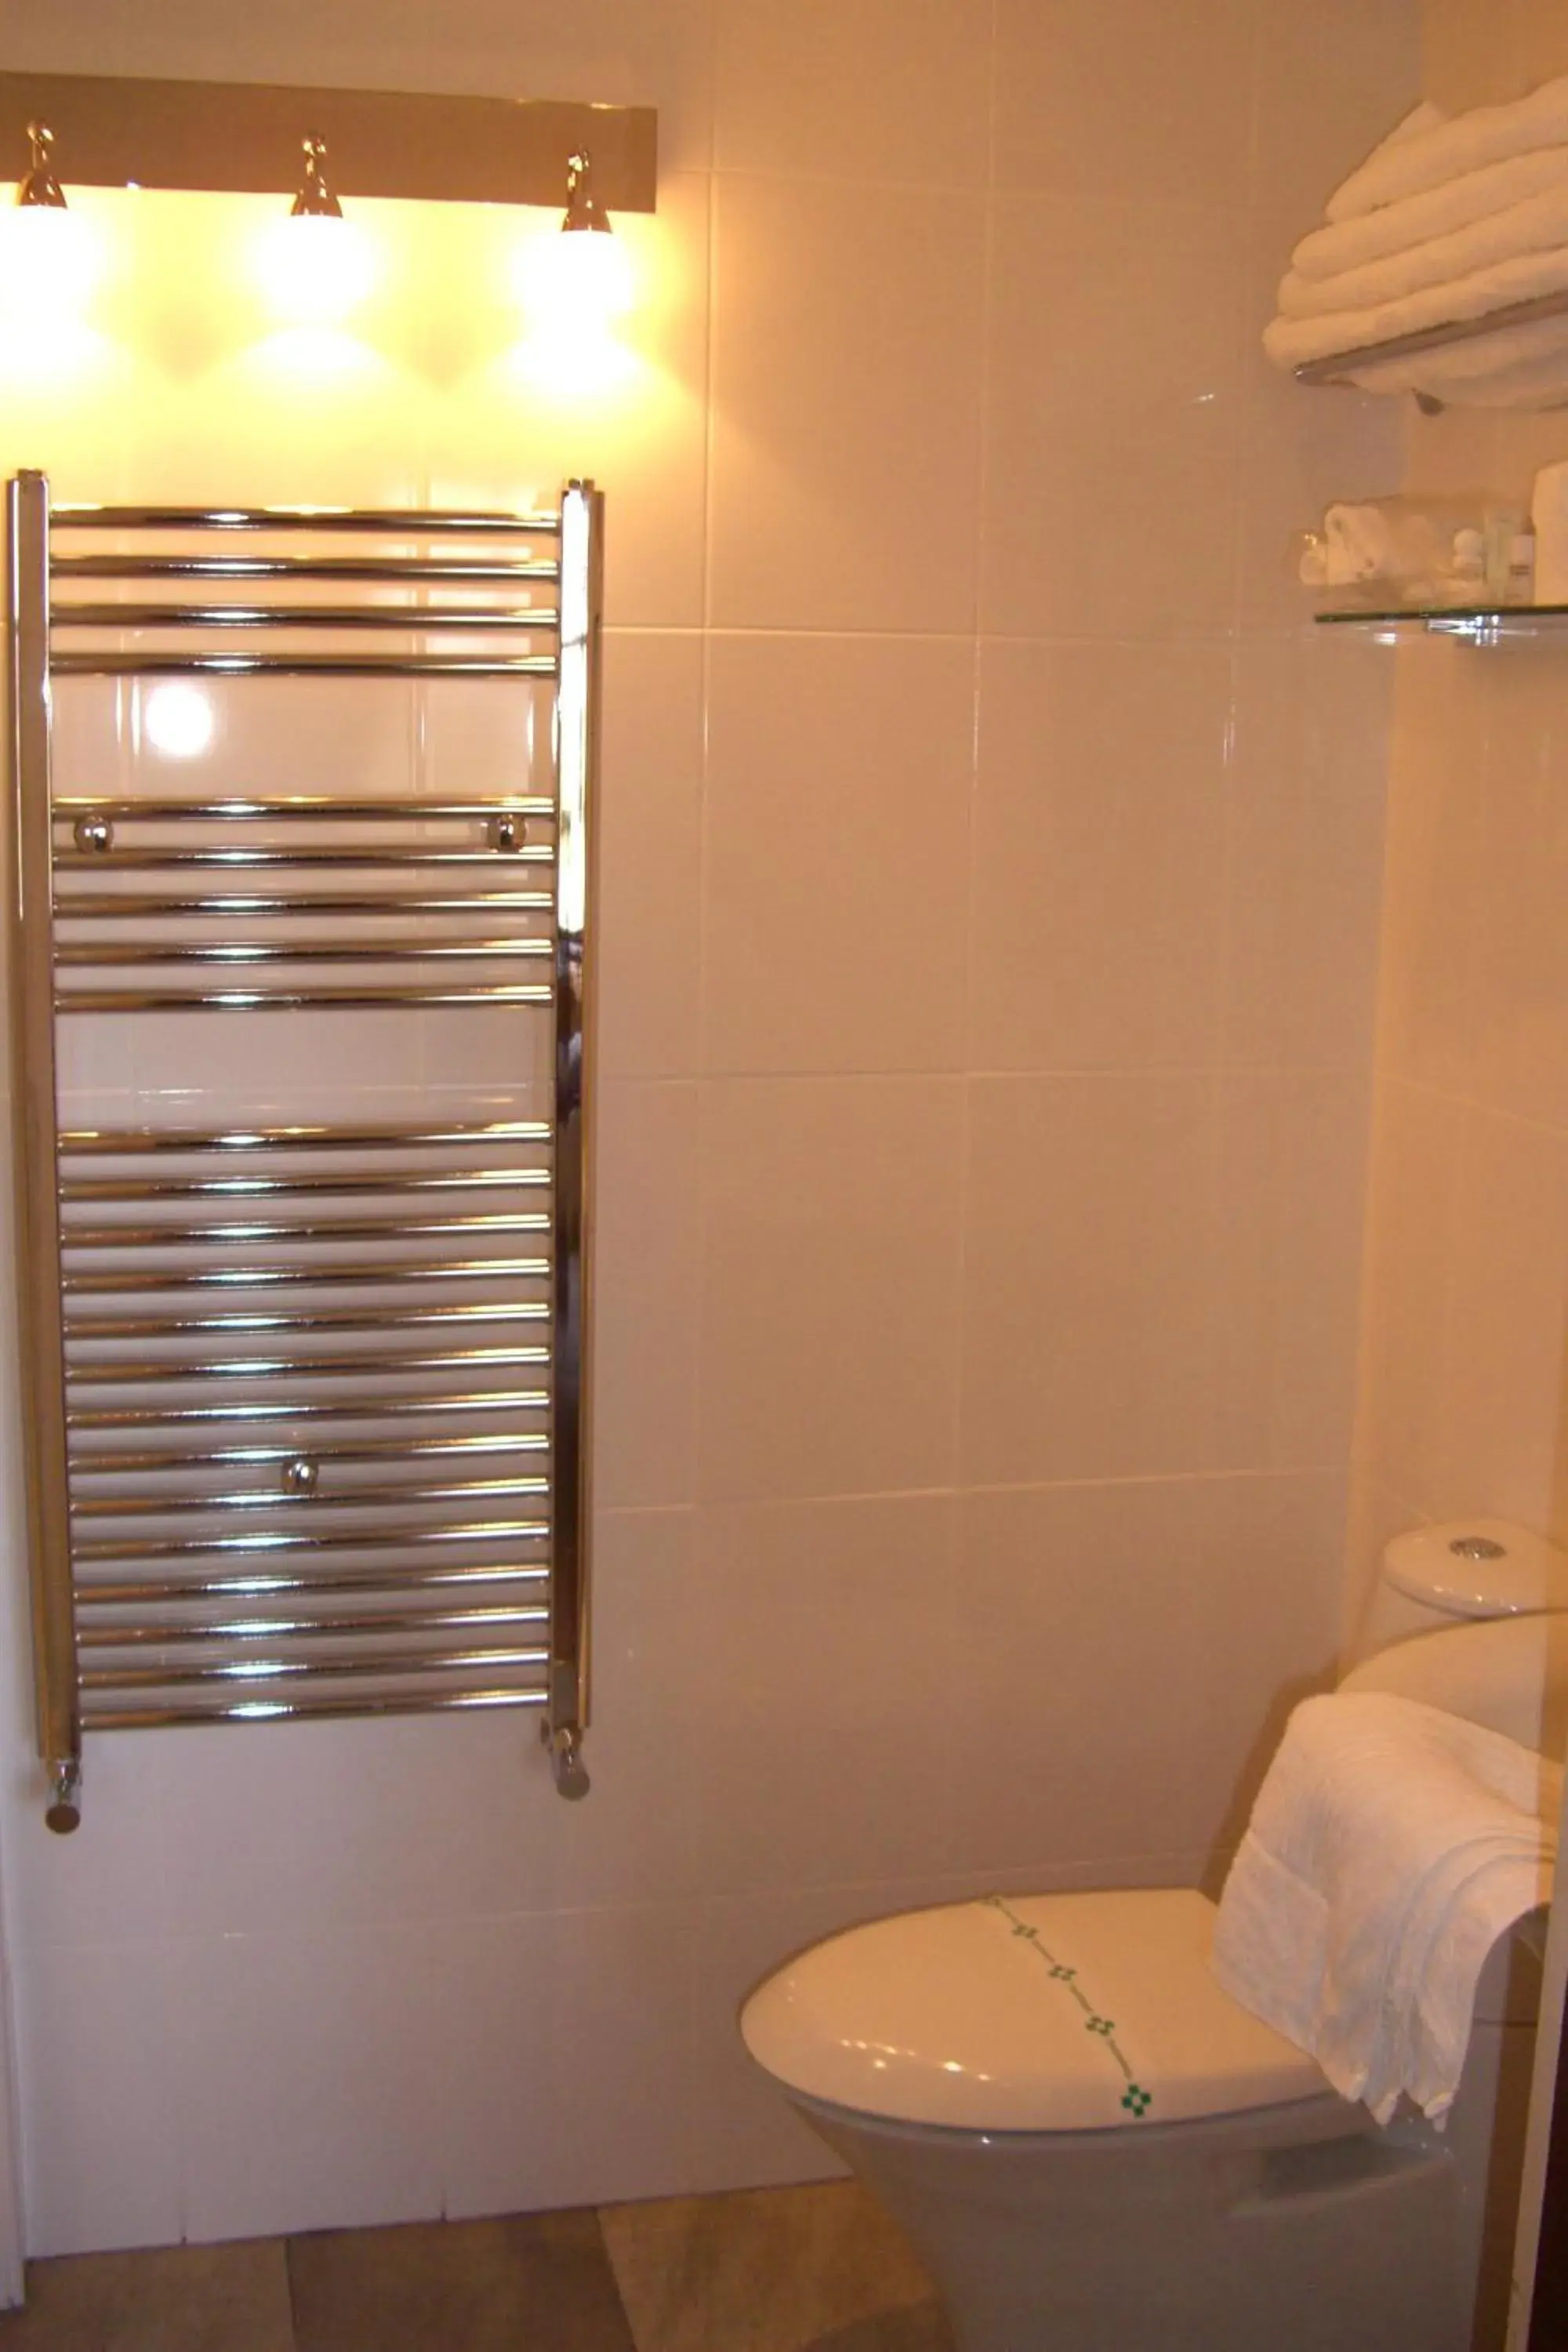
[1432,1110,1568,1530]
[982,196,1247,641]
[168,1926,446,2241]
[703,635,971,1076]
[715,0,991,186]
[1254,0,1421,219]
[960,1073,1221,1486]
[1351,1076,1465,1518]
[710,175,985,632]
[593,1082,701,1508]
[1466,649,1568,1133]
[1222,635,1391,1072]
[949,1472,1341,1875]
[1210,1070,1373,1475]
[698,1077,964,1500]
[682,1494,958,1892]
[970,640,1230,1071]
[597,633,705,1080]
[993,0,1257,206]
[434,1902,697,2220]
[1376,636,1489,1097]
[1425,0,1568,111]
[12,1943,181,2257]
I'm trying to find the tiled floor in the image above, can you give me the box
[0,2181,955,2352]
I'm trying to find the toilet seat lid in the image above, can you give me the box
[741,1888,1328,2134]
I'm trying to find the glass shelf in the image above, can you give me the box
[1315,604,1568,641]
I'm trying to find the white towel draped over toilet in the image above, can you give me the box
[1263,77,1568,405]
[1212,1692,1559,2126]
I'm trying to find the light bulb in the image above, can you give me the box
[254,210,376,326]
[0,203,99,321]
[515,223,633,337]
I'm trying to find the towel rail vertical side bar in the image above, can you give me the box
[6,472,81,1831]
[541,478,601,1800]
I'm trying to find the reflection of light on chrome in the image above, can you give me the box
[556,487,592,940]
[141,679,216,760]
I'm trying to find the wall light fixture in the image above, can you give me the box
[17,120,64,209]
[2,117,97,324]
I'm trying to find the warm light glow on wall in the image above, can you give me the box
[0,201,100,321]
[510,221,637,398]
[517,220,634,332]
[252,211,376,328]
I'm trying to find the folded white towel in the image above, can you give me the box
[1294,149,1568,284]
[1212,1692,1559,2125]
[1279,182,1568,320]
[1263,239,1568,370]
[1330,78,1568,223]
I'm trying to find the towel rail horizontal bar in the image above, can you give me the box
[53,505,563,535]
[56,849,555,873]
[57,939,551,969]
[61,1167,548,1203]
[53,606,561,634]
[67,1389,550,1431]
[59,983,556,1012]
[63,1254,551,1294]
[82,1643,550,1693]
[51,557,563,584]
[74,1518,551,1564]
[56,797,556,823]
[53,654,560,680]
[69,1472,552,1518]
[82,1686,548,1730]
[67,1299,551,1341]
[56,892,556,920]
[65,1342,551,1385]
[71,1431,550,1474]
[60,1119,551,1155]
[82,1603,550,1647]
[77,1562,550,1605]
[62,1213,551,1249]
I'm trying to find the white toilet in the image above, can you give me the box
[739,1522,1568,2352]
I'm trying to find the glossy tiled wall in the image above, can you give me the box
[0,0,1416,2255]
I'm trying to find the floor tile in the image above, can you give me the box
[287,2210,634,2352]
[0,2240,292,2351]
[600,2181,953,2352]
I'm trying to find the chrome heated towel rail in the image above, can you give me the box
[5,474,603,1826]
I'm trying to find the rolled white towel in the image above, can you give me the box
[1329,76,1568,222]
[1294,147,1568,284]
[1279,182,1568,320]
[1262,240,1568,371]
[1212,1691,1559,2126]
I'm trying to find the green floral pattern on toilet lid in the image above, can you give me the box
[982,1895,1153,2119]
[739,1886,1326,2132]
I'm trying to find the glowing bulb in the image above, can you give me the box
[517,223,633,335]
[141,681,216,760]
[0,204,99,321]
[253,212,375,326]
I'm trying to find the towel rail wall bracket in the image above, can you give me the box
[4,470,604,1824]
[1292,285,1568,412]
